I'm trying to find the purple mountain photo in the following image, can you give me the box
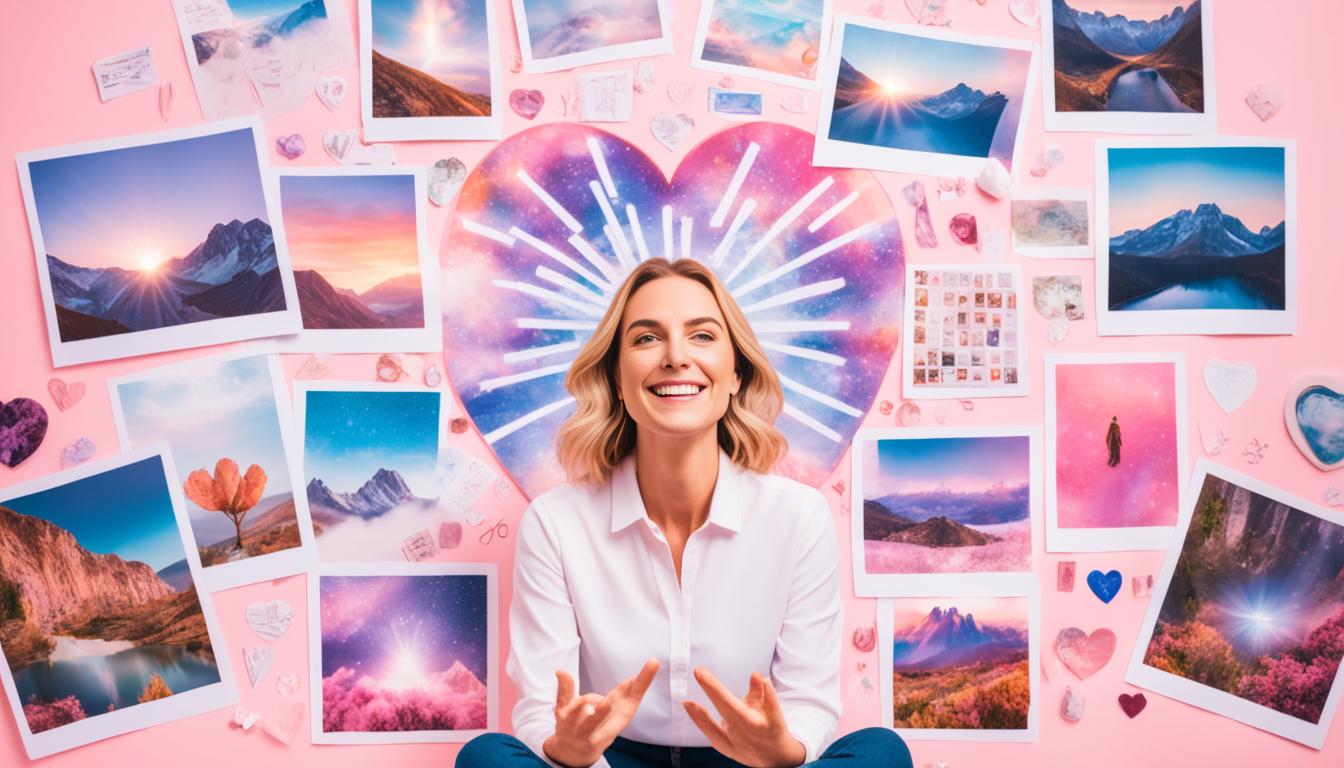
[1110,203,1285,258]
[892,606,1027,670]
[306,468,420,520]
[1057,0,1197,56]
[869,481,1030,526]
[47,218,284,342]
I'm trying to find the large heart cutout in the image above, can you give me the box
[1284,373,1344,471]
[1054,627,1117,680]
[1203,358,1257,414]
[442,123,905,498]
[1,398,49,469]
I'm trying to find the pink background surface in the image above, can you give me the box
[1,0,1341,764]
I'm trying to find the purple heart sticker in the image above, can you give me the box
[1,398,49,468]
[508,89,544,121]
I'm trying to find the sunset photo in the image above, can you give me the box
[369,0,491,118]
[695,0,828,87]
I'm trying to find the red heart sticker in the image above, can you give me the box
[1118,692,1147,718]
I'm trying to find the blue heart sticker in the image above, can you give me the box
[1087,569,1123,604]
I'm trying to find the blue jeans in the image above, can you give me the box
[457,727,913,767]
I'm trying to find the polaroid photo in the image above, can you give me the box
[91,45,158,102]
[274,167,440,352]
[360,0,502,141]
[879,593,1040,742]
[1042,0,1215,134]
[0,447,238,759]
[512,0,673,73]
[814,15,1037,177]
[903,264,1028,399]
[1096,137,1297,335]
[577,69,635,122]
[294,382,452,562]
[108,346,317,591]
[852,426,1040,597]
[1044,353,1187,552]
[690,0,832,90]
[1011,188,1091,259]
[708,87,765,119]
[171,0,355,120]
[15,117,301,368]
[310,562,498,743]
[1127,459,1344,749]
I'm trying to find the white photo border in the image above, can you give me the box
[902,263,1030,400]
[272,166,441,352]
[851,425,1041,597]
[1095,136,1298,336]
[360,0,503,141]
[689,0,833,91]
[1043,352,1187,552]
[1125,458,1344,749]
[0,446,239,760]
[878,591,1041,742]
[1041,0,1217,134]
[107,344,319,591]
[813,15,1038,177]
[512,0,674,74]
[15,116,302,368]
[308,561,499,744]
[1010,187,1093,259]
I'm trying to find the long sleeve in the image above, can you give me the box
[769,490,843,764]
[505,500,611,768]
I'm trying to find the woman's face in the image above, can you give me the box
[614,276,741,441]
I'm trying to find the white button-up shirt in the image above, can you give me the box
[506,450,842,767]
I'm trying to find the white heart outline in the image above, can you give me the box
[1283,372,1344,472]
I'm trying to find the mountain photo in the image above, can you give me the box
[279,172,426,334]
[862,435,1032,576]
[1142,472,1344,725]
[302,389,443,560]
[26,128,286,344]
[1051,0,1205,113]
[370,0,492,118]
[699,0,825,81]
[888,598,1031,731]
[319,574,488,734]
[522,0,664,60]
[0,456,220,736]
[112,354,305,573]
[826,22,1031,166]
[1106,145,1287,312]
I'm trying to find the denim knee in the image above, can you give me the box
[457,732,525,768]
[830,726,913,768]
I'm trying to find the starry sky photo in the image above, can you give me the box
[303,389,441,495]
[320,574,488,683]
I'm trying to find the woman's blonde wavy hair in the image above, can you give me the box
[554,258,788,485]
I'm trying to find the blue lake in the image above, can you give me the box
[1107,68,1196,113]
[13,640,220,715]
[1117,277,1274,311]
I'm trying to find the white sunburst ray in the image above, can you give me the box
[731,220,880,301]
[722,175,835,287]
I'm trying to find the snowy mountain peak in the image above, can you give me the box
[916,83,990,119]
[1058,0,1199,55]
[1112,202,1284,258]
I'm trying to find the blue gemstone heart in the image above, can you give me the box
[1087,569,1122,604]
[1295,386,1344,466]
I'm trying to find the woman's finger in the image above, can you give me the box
[759,676,787,723]
[555,670,575,711]
[682,700,732,752]
[692,667,754,726]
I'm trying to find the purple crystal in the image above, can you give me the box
[0,398,48,468]
[276,133,305,160]
[901,180,937,248]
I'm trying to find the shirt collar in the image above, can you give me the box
[609,449,742,534]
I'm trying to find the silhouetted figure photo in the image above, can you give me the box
[1106,416,1122,467]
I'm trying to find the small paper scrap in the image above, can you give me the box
[322,129,396,166]
[263,701,305,745]
[1245,82,1284,121]
[231,705,261,731]
[1057,561,1076,592]
[1132,574,1154,598]
[243,646,273,688]
[245,600,293,641]
[708,88,764,119]
[578,70,634,122]
[92,46,158,102]
[439,521,463,549]
[402,529,439,562]
[275,672,300,696]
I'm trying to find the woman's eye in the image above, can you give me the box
[634,333,656,344]
[693,332,714,341]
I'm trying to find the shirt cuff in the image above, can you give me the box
[780,707,835,765]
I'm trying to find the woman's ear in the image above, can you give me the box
[732,369,741,396]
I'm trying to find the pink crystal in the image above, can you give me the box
[275,133,305,160]
[852,627,876,653]
[976,158,1014,198]
[1245,82,1284,121]
[509,88,544,120]
[878,400,893,416]
[901,180,937,247]
[1058,561,1076,591]
[1061,686,1084,722]
[439,521,463,549]
[949,213,978,245]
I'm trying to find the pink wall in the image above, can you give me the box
[1,0,1341,764]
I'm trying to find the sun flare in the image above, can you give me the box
[417,0,439,70]
[381,624,427,691]
[138,251,163,272]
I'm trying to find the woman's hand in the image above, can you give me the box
[542,659,660,768]
[682,668,807,768]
